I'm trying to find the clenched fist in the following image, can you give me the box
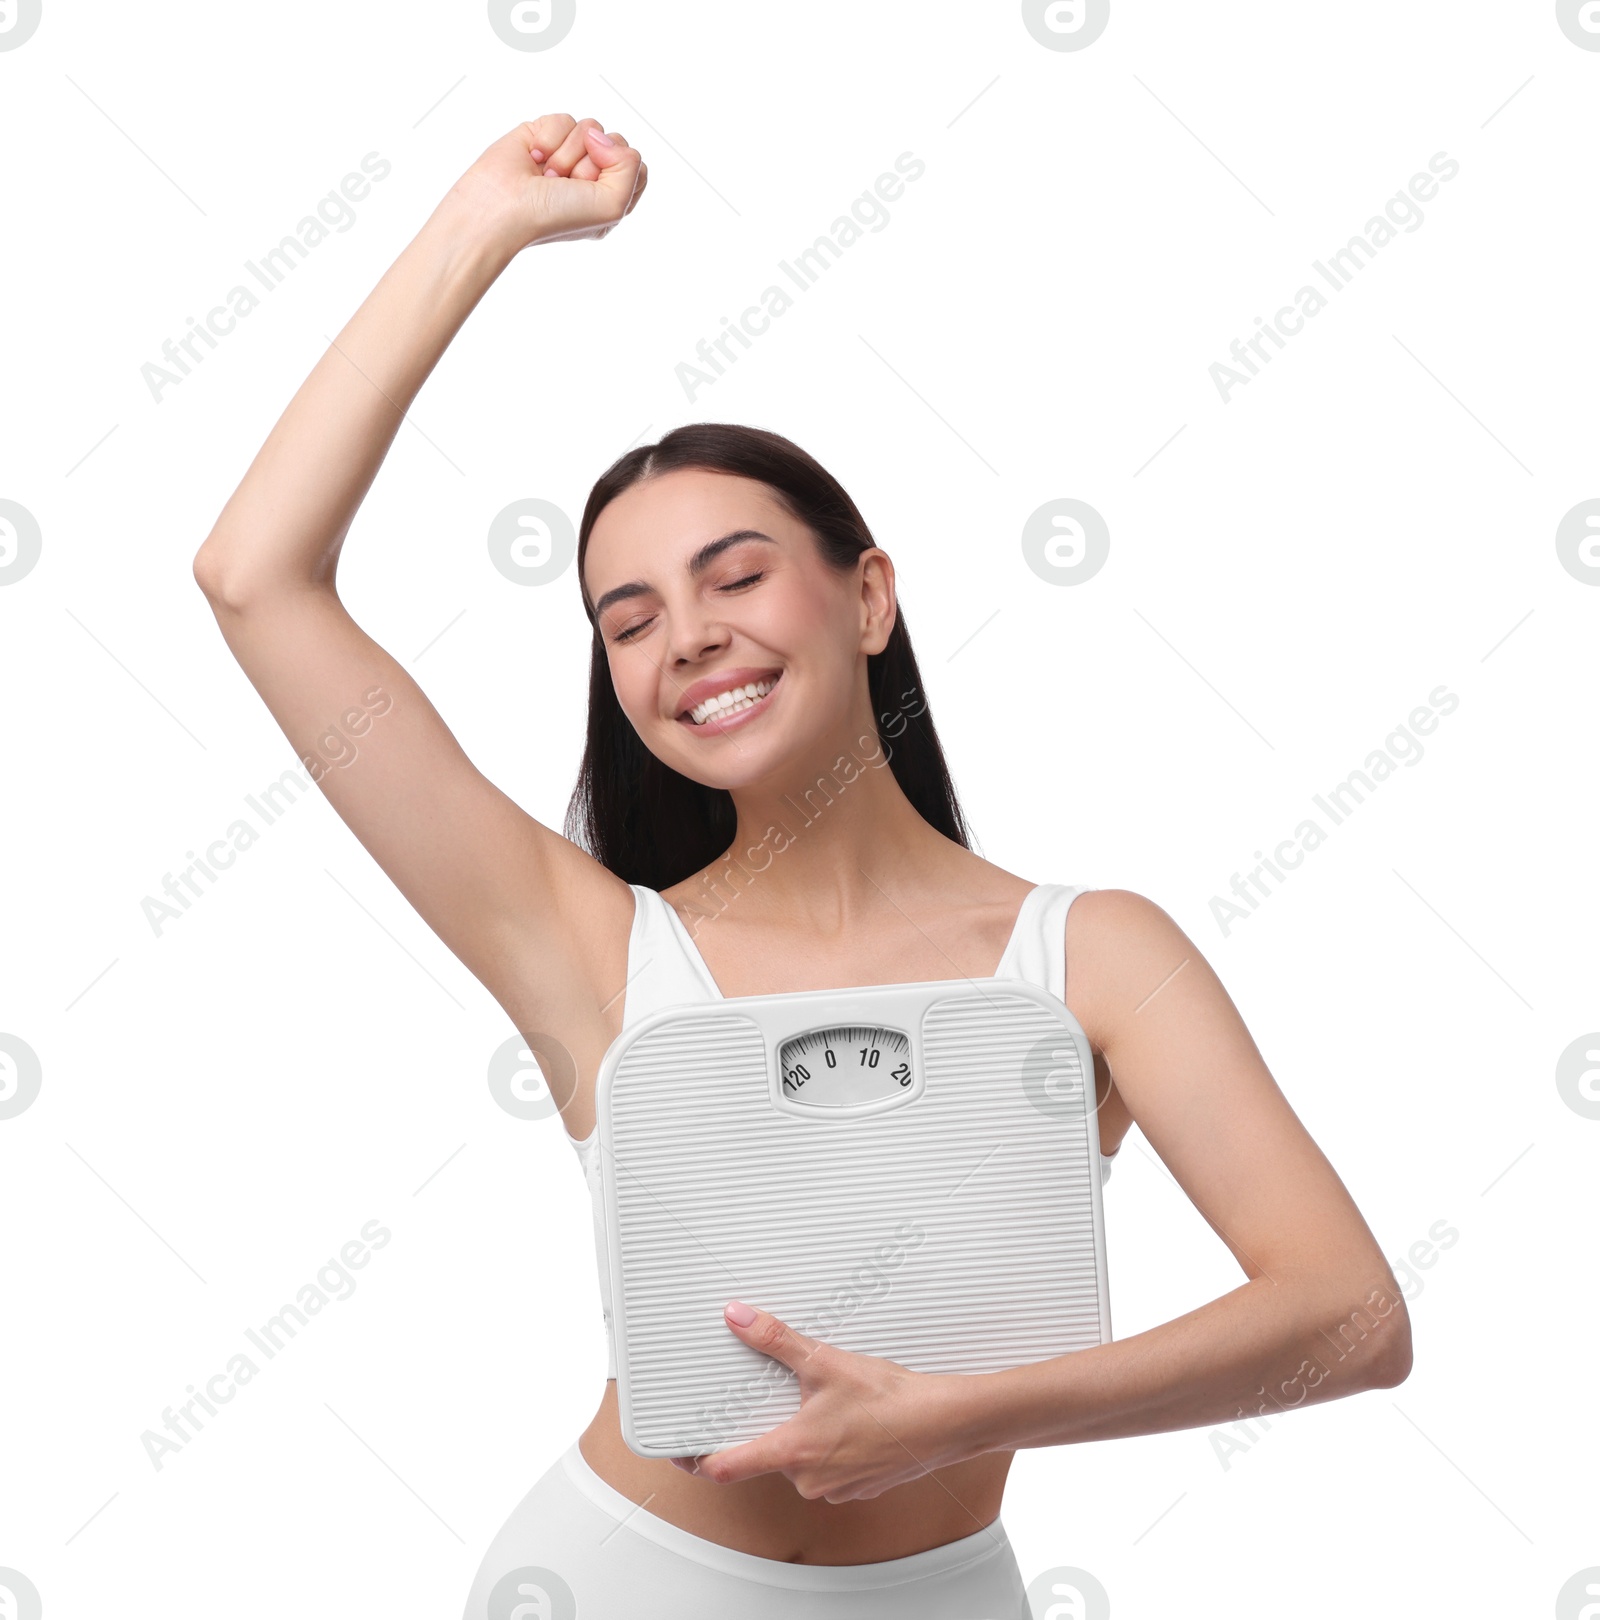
[449,115,648,256]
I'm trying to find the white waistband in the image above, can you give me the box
[559,1439,1012,1591]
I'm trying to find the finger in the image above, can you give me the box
[541,116,605,178]
[623,159,648,214]
[722,1301,825,1374]
[569,129,623,183]
[579,127,644,214]
[693,1426,790,1487]
[520,113,575,165]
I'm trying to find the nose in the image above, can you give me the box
[664,600,732,670]
[675,638,726,668]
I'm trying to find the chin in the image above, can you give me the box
[668,748,783,794]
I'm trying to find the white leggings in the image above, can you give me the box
[460,1437,1030,1618]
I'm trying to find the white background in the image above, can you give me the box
[1,2,1594,1615]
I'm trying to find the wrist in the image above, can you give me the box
[424,184,530,281]
[933,1368,1017,1464]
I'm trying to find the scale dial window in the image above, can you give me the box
[777,1024,914,1108]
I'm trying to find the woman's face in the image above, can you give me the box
[584,466,894,790]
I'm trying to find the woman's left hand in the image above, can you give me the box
[667,1301,983,1502]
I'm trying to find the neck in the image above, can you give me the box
[674,714,969,940]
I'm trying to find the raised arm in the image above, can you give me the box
[192,117,648,1093]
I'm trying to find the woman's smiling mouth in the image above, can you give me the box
[677,670,783,733]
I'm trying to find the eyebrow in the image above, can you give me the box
[591,530,777,620]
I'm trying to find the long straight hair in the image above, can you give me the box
[563,423,975,890]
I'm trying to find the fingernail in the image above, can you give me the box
[588,128,616,146]
[725,1300,756,1326]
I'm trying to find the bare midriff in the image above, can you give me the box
[576,1383,1016,1565]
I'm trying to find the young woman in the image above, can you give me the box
[195,114,1413,1619]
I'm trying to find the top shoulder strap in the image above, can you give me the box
[622,884,721,1028]
[1000,883,1093,1002]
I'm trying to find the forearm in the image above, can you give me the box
[196,188,518,596]
[950,1264,1411,1455]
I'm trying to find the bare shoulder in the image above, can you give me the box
[1062,886,1211,1055]
[1064,886,1190,974]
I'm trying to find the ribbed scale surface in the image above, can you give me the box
[603,992,1110,1453]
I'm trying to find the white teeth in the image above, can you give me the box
[688,677,776,725]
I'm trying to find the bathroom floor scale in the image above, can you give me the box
[594,976,1112,1458]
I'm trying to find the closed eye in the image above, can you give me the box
[610,572,765,644]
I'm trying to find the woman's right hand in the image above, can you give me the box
[449,115,648,257]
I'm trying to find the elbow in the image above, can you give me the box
[192,540,236,607]
[191,541,287,614]
[193,538,328,612]
[1310,1275,1413,1391]
[1363,1300,1414,1389]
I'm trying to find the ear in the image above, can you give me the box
[859,548,897,654]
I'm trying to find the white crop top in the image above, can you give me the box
[567,880,1114,1380]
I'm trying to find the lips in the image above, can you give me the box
[677,670,783,733]
[675,667,783,723]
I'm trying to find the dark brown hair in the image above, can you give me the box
[563,423,974,889]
